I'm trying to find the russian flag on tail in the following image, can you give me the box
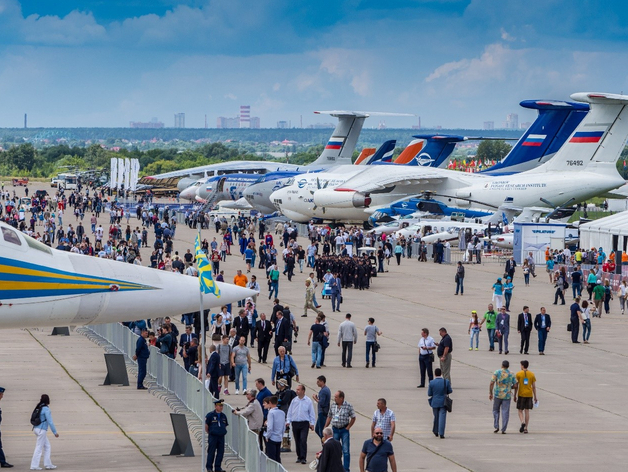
[569,131,604,143]
[522,134,546,147]
[325,136,345,150]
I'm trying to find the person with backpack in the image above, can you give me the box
[30,394,59,471]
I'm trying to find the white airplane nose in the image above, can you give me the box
[179,187,197,201]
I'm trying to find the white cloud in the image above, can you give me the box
[224,93,237,100]
[500,27,515,42]
[21,11,106,45]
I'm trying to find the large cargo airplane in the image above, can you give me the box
[269,95,603,223]
[303,92,628,223]
[144,111,398,193]
[0,222,256,329]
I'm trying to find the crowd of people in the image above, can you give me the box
[4,182,627,472]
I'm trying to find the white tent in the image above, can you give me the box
[579,211,628,252]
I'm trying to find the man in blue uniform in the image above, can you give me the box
[0,386,14,468]
[132,328,150,390]
[206,399,229,472]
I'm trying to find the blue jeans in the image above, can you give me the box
[582,319,591,341]
[487,328,496,350]
[311,341,322,367]
[332,426,350,471]
[456,278,463,294]
[315,412,326,438]
[234,364,247,391]
[470,328,480,348]
[538,328,548,353]
[504,292,512,310]
[269,281,279,299]
[572,282,582,298]
[366,341,377,365]
[308,255,315,267]
[432,406,447,437]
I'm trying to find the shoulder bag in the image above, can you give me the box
[443,378,453,412]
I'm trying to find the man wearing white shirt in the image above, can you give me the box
[286,384,316,464]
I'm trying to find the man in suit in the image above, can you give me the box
[233,309,250,341]
[517,306,533,354]
[178,325,198,371]
[207,344,221,399]
[329,272,342,312]
[505,256,516,279]
[316,427,344,472]
[256,312,273,363]
[427,368,453,439]
[496,307,510,355]
[274,310,291,356]
[533,307,552,355]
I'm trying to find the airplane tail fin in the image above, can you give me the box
[365,140,396,165]
[354,148,376,165]
[482,100,589,175]
[392,135,465,167]
[310,111,413,166]
[536,92,628,174]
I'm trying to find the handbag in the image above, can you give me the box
[567,322,572,332]
[428,353,435,362]
[373,342,381,353]
[443,378,453,412]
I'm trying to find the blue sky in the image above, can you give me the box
[1,0,627,129]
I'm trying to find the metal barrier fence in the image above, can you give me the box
[84,323,287,472]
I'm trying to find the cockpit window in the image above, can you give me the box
[24,233,52,255]
[2,227,21,246]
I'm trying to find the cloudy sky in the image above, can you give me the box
[1,0,627,128]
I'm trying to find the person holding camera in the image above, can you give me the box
[233,390,263,434]
[271,346,299,389]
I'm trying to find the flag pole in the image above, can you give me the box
[199,224,206,472]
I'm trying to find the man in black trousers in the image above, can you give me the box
[517,306,533,355]
[256,312,273,363]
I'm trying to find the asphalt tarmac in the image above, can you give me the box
[1,182,627,472]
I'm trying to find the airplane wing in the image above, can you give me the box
[336,167,449,193]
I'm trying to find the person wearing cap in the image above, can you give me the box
[205,399,229,472]
[496,307,511,355]
[492,278,504,310]
[468,311,480,351]
[132,328,150,390]
[0,386,14,468]
[592,278,605,314]
[503,277,514,311]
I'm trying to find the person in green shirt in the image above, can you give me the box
[593,279,605,315]
[480,303,497,351]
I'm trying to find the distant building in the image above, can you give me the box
[277,120,289,129]
[130,118,165,129]
[240,105,250,128]
[250,117,260,129]
[483,121,494,130]
[174,113,185,128]
[505,113,518,130]
[377,121,387,130]
[520,122,532,130]
[217,116,240,128]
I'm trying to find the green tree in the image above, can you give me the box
[475,140,512,162]
[6,143,36,170]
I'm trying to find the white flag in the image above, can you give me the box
[110,158,118,189]
[124,158,131,191]
[117,156,125,190]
